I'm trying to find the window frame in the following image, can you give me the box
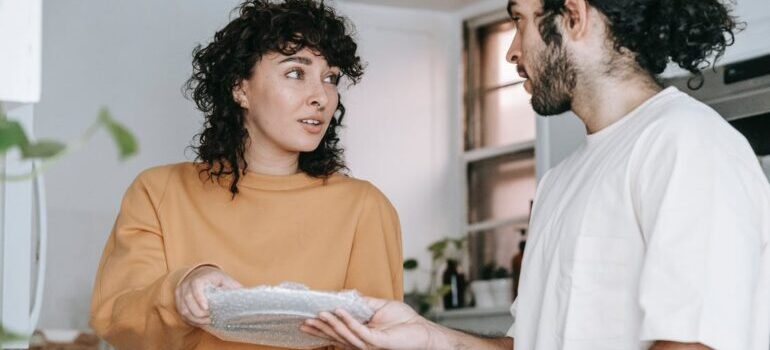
[461,11,536,279]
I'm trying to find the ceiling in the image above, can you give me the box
[340,0,488,11]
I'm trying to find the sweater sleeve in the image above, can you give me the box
[89,167,211,349]
[343,184,404,301]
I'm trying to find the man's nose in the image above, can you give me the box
[506,33,521,64]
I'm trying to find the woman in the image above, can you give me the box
[89,1,403,349]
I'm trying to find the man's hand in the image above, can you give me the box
[301,297,513,350]
[174,265,242,327]
[301,297,438,350]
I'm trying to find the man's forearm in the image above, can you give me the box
[649,341,710,350]
[424,322,513,350]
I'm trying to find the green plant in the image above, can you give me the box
[403,236,467,315]
[480,263,511,280]
[0,325,25,343]
[403,258,452,315]
[403,258,418,270]
[0,105,137,180]
[0,103,137,342]
[427,237,466,261]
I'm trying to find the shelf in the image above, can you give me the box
[430,306,511,319]
[430,306,514,335]
[463,140,535,163]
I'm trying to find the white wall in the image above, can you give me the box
[34,0,462,329]
[726,0,770,62]
[35,0,244,330]
[336,3,463,292]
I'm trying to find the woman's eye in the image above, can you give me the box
[324,74,341,85]
[286,69,303,79]
[511,16,521,23]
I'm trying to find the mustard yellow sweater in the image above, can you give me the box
[90,162,403,350]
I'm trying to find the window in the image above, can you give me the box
[463,13,535,281]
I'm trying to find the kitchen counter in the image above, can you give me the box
[430,306,513,336]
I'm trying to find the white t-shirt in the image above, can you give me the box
[508,87,770,350]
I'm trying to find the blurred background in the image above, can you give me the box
[2,0,769,347]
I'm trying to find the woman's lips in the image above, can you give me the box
[298,119,324,134]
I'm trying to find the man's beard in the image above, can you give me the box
[529,42,577,116]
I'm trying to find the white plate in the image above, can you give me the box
[40,329,80,343]
[203,282,373,349]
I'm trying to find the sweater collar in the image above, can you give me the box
[237,170,324,191]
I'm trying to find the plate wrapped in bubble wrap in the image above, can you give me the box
[203,282,374,349]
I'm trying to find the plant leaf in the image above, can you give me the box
[428,239,447,251]
[21,140,66,159]
[0,324,27,342]
[403,259,418,270]
[0,119,30,154]
[428,240,448,261]
[430,285,452,301]
[99,108,138,160]
[494,266,511,279]
[437,285,452,295]
[452,238,466,249]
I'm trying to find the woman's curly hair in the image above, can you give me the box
[539,0,741,88]
[185,0,363,195]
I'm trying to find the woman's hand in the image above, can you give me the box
[174,265,242,327]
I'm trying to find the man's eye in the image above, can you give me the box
[511,16,521,23]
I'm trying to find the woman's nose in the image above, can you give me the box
[308,81,329,111]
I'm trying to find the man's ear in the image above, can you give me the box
[232,81,249,109]
[561,0,589,40]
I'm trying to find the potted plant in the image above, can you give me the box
[403,259,448,315]
[470,263,512,309]
[402,236,467,315]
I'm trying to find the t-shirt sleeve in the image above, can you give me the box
[631,112,768,349]
[89,167,217,348]
[343,184,404,300]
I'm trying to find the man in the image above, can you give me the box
[301,0,770,349]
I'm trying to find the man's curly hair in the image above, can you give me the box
[537,0,740,88]
[185,0,363,195]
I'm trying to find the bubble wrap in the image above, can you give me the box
[203,282,373,349]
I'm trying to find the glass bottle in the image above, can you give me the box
[442,259,467,309]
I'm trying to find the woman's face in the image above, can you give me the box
[234,48,341,156]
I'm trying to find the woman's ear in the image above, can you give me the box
[561,0,589,41]
[232,81,249,109]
